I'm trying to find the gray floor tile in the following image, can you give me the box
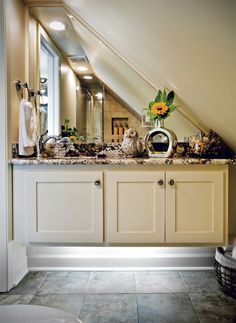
[87,272,136,294]
[135,271,186,293]
[137,293,199,323]
[79,294,138,323]
[180,270,220,293]
[0,294,33,305]
[37,272,91,295]
[7,272,47,295]
[190,292,236,323]
[30,294,84,317]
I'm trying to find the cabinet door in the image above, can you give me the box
[166,171,225,243]
[106,171,165,243]
[27,171,103,243]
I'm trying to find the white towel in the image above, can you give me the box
[39,106,47,135]
[19,99,37,156]
[35,105,47,136]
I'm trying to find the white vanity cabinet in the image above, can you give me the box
[166,171,225,243]
[106,171,165,243]
[106,168,227,244]
[24,170,103,243]
[13,164,228,245]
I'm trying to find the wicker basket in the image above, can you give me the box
[214,247,236,298]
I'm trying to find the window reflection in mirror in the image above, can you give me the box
[39,34,104,142]
[31,7,150,144]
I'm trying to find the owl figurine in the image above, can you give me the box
[121,129,143,157]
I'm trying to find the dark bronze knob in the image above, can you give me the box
[168,179,175,186]
[158,179,164,186]
[94,180,101,186]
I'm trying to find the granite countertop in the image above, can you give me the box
[9,157,236,165]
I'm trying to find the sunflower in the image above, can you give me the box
[146,89,177,121]
[151,102,169,116]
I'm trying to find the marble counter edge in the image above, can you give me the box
[9,157,236,166]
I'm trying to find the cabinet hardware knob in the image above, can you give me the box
[94,180,101,186]
[158,179,164,186]
[168,179,175,186]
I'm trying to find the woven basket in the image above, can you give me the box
[214,247,236,298]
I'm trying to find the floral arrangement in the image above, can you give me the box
[147,89,177,121]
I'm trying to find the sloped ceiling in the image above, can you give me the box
[29,4,200,140]
[63,0,236,151]
[70,16,200,140]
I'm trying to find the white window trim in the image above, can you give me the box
[40,36,60,136]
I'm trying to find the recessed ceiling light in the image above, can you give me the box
[77,66,88,72]
[83,75,93,80]
[49,21,66,31]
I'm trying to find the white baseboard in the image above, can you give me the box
[8,241,28,289]
[27,246,215,271]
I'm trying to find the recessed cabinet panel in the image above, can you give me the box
[37,182,93,232]
[117,182,156,232]
[27,172,103,243]
[106,171,165,243]
[166,171,224,243]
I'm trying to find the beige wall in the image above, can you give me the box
[6,0,27,239]
[7,0,27,143]
[76,84,86,135]
[60,62,77,128]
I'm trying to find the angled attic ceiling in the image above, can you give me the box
[27,0,236,149]
[62,0,236,151]
[29,5,200,141]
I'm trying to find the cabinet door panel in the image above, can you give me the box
[166,171,224,243]
[27,171,103,243]
[106,171,165,243]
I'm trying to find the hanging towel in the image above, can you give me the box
[39,106,47,135]
[18,99,37,156]
[35,105,47,136]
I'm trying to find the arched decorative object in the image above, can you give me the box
[145,120,177,158]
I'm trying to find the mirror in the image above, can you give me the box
[28,6,200,143]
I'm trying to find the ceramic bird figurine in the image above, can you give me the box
[121,129,143,157]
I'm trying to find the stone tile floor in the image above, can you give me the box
[0,270,236,323]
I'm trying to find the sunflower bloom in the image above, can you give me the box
[151,102,169,116]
